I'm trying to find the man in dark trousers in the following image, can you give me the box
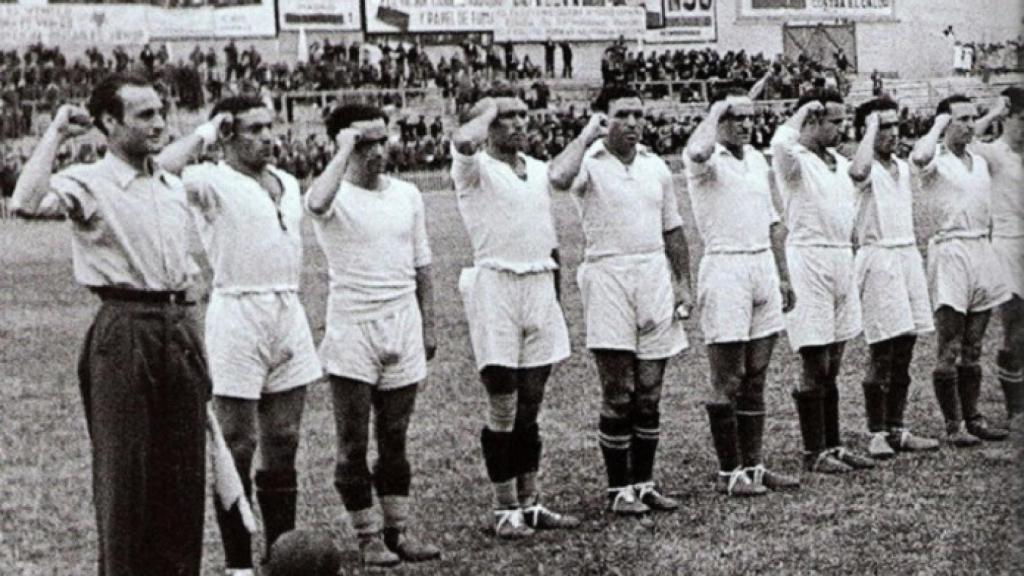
[11,72,226,575]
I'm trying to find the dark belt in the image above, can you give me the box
[92,287,193,305]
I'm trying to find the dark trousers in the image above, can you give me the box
[79,300,209,576]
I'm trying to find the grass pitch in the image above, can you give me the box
[2,184,1022,575]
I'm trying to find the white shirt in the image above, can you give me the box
[451,144,558,273]
[771,125,857,248]
[45,153,198,290]
[973,139,1023,238]
[307,177,431,323]
[685,143,778,254]
[854,158,917,248]
[914,144,992,240]
[567,140,683,261]
[183,162,303,294]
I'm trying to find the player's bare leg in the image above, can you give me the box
[997,296,1024,429]
[886,335,940,452]
[594,350,648,515]
[960,310,1008,440]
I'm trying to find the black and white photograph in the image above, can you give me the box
[2,0,1022,574]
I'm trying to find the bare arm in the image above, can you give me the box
[848,112,879,182]
[685,100,729,165]
[305,128,360,215]
[910,114,950,168]
[663,226,693,316]
[155,113,232,176]
[974,97,1007,137]
[452,98,497,156]
[770,101,822,181]
[415,265,436,361]
[770,222,796,312]
[11,104,91,216]
[747,69,772,101]
[548,112,606,191]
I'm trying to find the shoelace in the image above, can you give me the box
[524,503,558,523]
[634,481,656,500]
[609,486,637,506]
[747,464,766,486]
[719,468,749,495]
[494,508,525,532]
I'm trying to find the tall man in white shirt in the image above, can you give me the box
[452,85,579,539]
[683,92,801,497]
[306,104,441,567]
[848,97,940,459]
[972,88,1024,429]
[912,95,1011,444]
[771,90,876,474]
[174,97,323,575]
[549,85,692,513]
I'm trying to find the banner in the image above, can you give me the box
[278,0,361,31]
[147,1,277,39]
[365,0,645,41]
[498,5,647,42]
[0,1,276,47]
[0,4,149,46]
[645,0,717,43]
[364,0,501,34]
[738,0,895,20]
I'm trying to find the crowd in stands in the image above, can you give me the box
[600,38,850,101]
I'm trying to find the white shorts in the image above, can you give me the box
[992,236,1024,299]
[784,246,862,351]
[855,245,934,345]
[205,291,322,400]
[927,237,1012,314]
[458,266,570,370]
[697,250,784,344]
[319,295,426,390]
[577,253,688,360]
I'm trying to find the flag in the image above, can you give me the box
[207,405,257,534]
[297,26,309,65]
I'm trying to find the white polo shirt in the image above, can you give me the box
[913,144,992,240]
[182,162,304,294]
[684,143,778,254]
[973,139,1023,238]
[450,144,558,273]
[567,140,683,260]
[771,125,857,248]
[307,177,431,323]
[853,158,916,248]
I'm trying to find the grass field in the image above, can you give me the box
[2,183,1022,575]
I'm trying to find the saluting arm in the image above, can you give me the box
[548,112,606,191]
[305,128,360,215]
[11,104,90,216]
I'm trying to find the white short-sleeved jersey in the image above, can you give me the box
[307,177,431,323]
[569,140,683,260]
[973,139,1023,238]
[685,143,778,254]
[183,162,304,294]
[913,145,992,240]
[450,144,558,273]
[771,125,857,248]
[854,158,916,248]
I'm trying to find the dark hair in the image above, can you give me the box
[707,85,749,109]
[324,103,388,141]
[795,88,843,110]
[935,94,971,116]
[210,95,267,121]
[592,84,641,113]
[854,96,899,133]
[1002,86,1024,116]
[484,79,519,98]
[87,72,153,135]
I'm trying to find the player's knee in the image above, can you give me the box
[936,340,961,369]
[712,368,744,398]
[264,422,302,456]
[223,429,258,464]
[487,392,517,432]
[515,399,542,429]
[601,392,632,420]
